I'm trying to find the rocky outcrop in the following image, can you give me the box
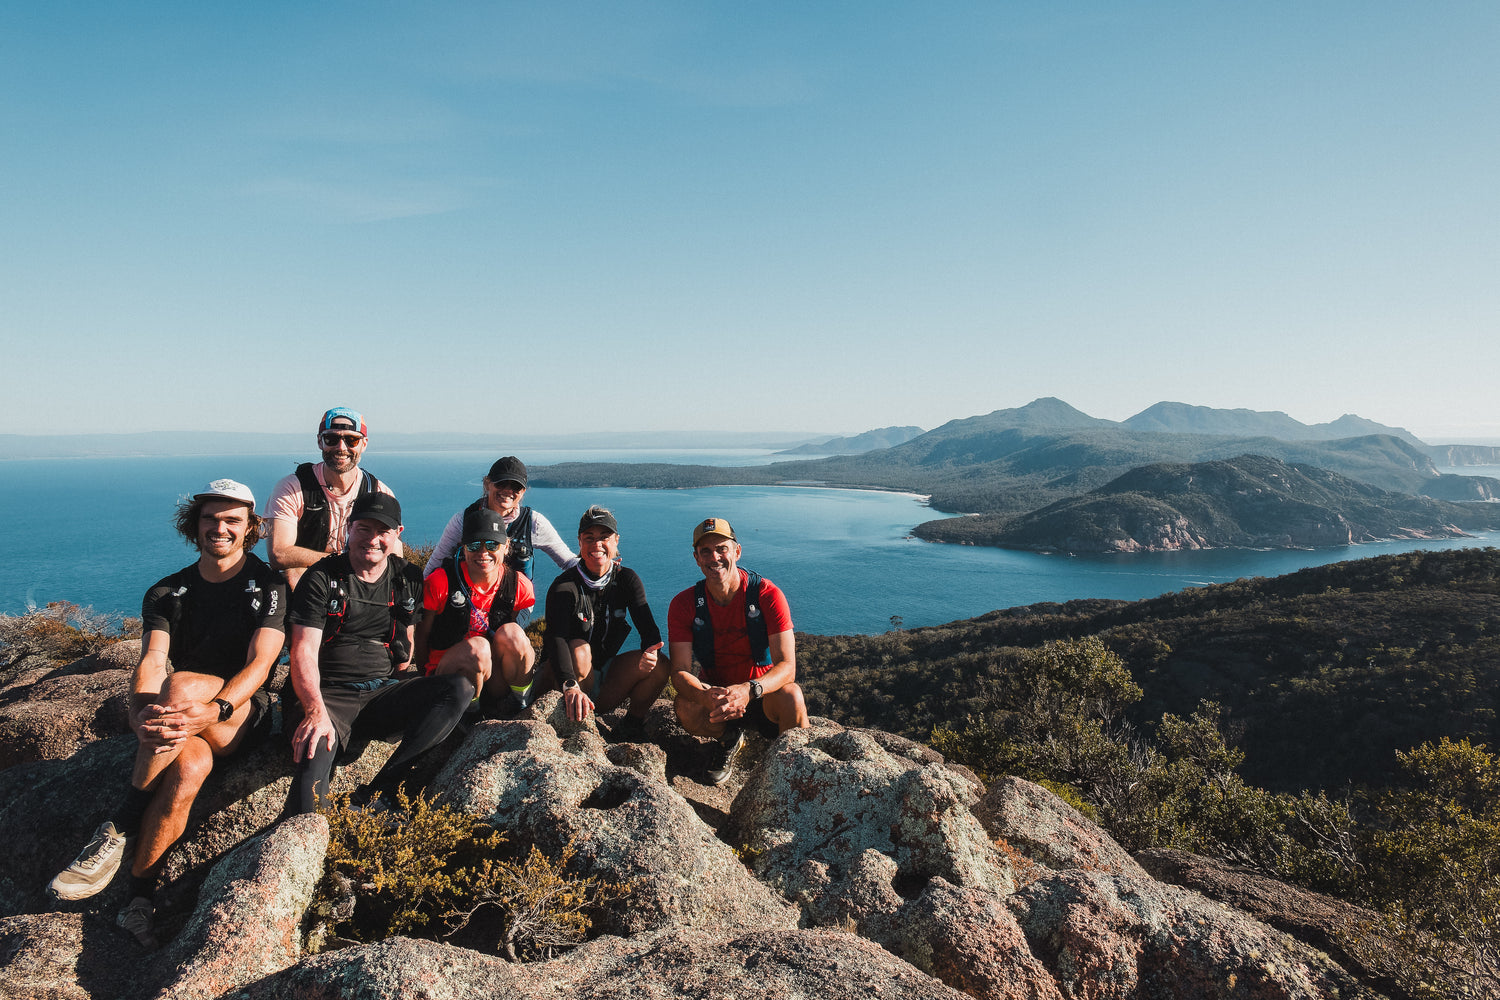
[0,640,136,770]
[975,775,1149,880]
[1,647,1398,1000]
[147,813,329,1000]
[431,693,798,936]
[1008,869,1375,999]
[1136,848,1410,999]
[234,927,972,1000]
[725,726,1013,930]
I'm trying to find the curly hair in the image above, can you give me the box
[174,497,264,552]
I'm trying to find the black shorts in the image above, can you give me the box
[743,696,781,739]
[223,688,274,758]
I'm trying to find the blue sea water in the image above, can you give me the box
[2,451,1497,635]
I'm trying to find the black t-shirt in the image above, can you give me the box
[140,553,287,682]
[544,565,660,683]
[289,553,422,685]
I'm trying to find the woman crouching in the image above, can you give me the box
[412,507,537,717]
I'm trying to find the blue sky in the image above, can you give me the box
[3,3,1497,441]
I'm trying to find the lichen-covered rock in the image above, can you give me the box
[1135,848,1408,1000]
[235,927,970,1000]
[0,641,137,770]
[889,878,1064,1000]
[975,776,1148,879]
[0,910,141,1000]
[147,813,329,1000]
[431,709,797,936]
[233,936,522,999]
[1008,870,1376,999]
[724,727,1013,929]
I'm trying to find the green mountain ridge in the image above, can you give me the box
[918,453,1500,552]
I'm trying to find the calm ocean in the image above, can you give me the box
[3,451,1497,635]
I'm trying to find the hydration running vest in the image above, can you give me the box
[462,497,535,576]
[319,556,420,668]
[293,463,383,551]
[163,553,279,639]
[555,567,635,661]
[691,570,771,678]
[424,557,520,654]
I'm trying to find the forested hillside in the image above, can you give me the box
[798,546,1500,793]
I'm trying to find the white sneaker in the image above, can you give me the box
[49,821,127,901]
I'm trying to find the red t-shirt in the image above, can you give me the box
[667,569,792,686]
[421,563,534,672]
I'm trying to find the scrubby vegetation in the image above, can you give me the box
[309,788,629,962]
[0,601,137,666]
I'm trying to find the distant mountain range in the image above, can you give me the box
[774,426,925,456]
[530,397,1500,553]
[916,453,1500,553]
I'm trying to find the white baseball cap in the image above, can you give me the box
[192,478,256,506]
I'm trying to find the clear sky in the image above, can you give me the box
[3,3,1497,441]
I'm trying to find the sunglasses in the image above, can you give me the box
[463,539,504,553]
[320,432,365,448]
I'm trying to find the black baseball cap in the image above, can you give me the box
[487,456,528,488]
[350,492,402,530]
[578,505,618,535]
[463,507,509,545]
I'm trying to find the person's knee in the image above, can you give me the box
[494,625,532,665]
[766,683,808,731]
[174,738,216,791]
[437,672,477,706]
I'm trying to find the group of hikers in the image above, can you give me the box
[47,406,810,948]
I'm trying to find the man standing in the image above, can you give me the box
[49,480,287,949]
[668,517,807,785]
[284,492,472,815]
[264,406,397,590]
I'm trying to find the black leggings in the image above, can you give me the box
[286,673,474,815]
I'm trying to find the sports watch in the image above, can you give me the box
[748,680,764,700]
[213,698,234,722]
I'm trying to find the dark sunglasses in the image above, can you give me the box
[320,432,364,448]
[463,539,504,553]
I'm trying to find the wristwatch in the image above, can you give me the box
[213,698,234,722]
[562,680,579,693]
[748,680,764,700]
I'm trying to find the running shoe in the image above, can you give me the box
[116,896,158,949]
[49,821,127,901]
[705,726,747,786]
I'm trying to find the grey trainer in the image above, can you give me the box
[49,821,127,901]
[116,895,158,949]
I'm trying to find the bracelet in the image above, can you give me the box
[213,698,234,722]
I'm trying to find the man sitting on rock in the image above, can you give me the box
[49,479,287,949]
[283,492,473,815]
[668,517,808,785]
[262,406,398,591]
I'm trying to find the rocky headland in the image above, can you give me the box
[917,453,1500,554]
[1,635,1410,999]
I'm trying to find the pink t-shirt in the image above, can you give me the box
[263,463,395,556]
